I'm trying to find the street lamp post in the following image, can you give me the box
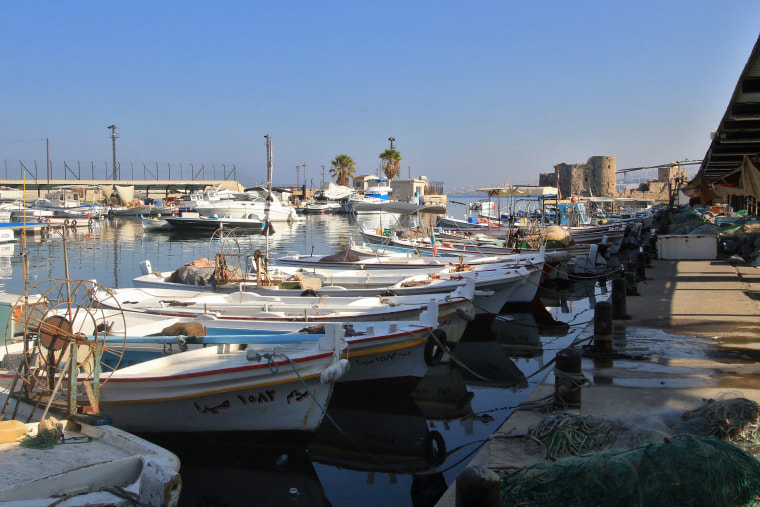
[107,125,119,180]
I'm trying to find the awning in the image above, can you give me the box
[688,155,760,203]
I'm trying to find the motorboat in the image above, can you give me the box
[141,214,173,231]
[193,186,300,222]
[30,186,104,219]
[162,215,265,233]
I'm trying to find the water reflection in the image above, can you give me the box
[412,363,474,421]
[0,217,612,507]
[311,385,446,473]
[149,434,330,507]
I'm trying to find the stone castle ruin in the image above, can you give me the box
[539,156,686,203]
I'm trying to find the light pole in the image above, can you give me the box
[321,165,325,186]
[107,125,119,180]
[388,137,395,150]
[297,166,300,187]
[302,163,307,190]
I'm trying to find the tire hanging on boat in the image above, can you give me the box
[423,430,446,466]
[424,328,447,366]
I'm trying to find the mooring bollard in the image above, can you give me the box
[624,261,639,295]
[554,347,583,410]
[455,465,501,507]
[611,277,629,319]
[635,252,647,281]
[593,301,614,353]
[642,244,653,267]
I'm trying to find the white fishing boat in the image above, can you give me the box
[92,281,476,340]
[121,306,445,387]
[98,334,347,434]
[0,393,182,507]
[0,228,14,243]
[141,215,173,231]
[1,279,349,436]
[133,250,539,318]
[132,258,475,298]
[275,246,543,271]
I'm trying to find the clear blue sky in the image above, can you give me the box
[2,1,759,190]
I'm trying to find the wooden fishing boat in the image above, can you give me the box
[92,281,475,345]
[132,258,474,297]
[1,279,349,435]
[150,306,445,387]
[0,392,181,507]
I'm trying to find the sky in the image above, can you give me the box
[2,1,760,191]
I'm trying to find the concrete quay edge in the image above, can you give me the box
[436,257,760,506]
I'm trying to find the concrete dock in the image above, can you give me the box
[437,257,760,505]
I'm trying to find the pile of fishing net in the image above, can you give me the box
[502,398,760,506]
[527,412,620,459]
[501,434,760,506]
[539,225,575,249]
[680,397,760,452]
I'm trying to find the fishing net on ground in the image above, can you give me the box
[527,412,620,459]
[501,435,760,507]
[681,397,760,451]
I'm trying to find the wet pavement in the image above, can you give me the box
[436,257,760,506]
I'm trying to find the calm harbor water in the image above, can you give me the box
[1,197,606,507]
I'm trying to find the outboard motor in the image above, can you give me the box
[139,260,153,276]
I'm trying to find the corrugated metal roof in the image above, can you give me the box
[698,32,760,182]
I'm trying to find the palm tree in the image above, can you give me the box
[379,149,402,180]
[330,154,356,186]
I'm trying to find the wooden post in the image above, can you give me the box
[635,252,647,281]
[611,277,630,320]
[554,347,583,409]
[593,301,613,353]
[455,466,501,507]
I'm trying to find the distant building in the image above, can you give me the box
[617,163,687,203]
[392,176,446,205]
[539,156,616,198]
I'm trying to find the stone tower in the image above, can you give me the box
[588,156,616,197]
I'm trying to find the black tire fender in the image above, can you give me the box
[423,328,447,366]
[423,430,446,466]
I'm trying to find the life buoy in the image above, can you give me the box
[423,430,446,466]
[423,329,447,366]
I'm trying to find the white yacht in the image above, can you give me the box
[193,186,299,222]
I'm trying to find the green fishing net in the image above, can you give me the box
[501,434,760,506]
